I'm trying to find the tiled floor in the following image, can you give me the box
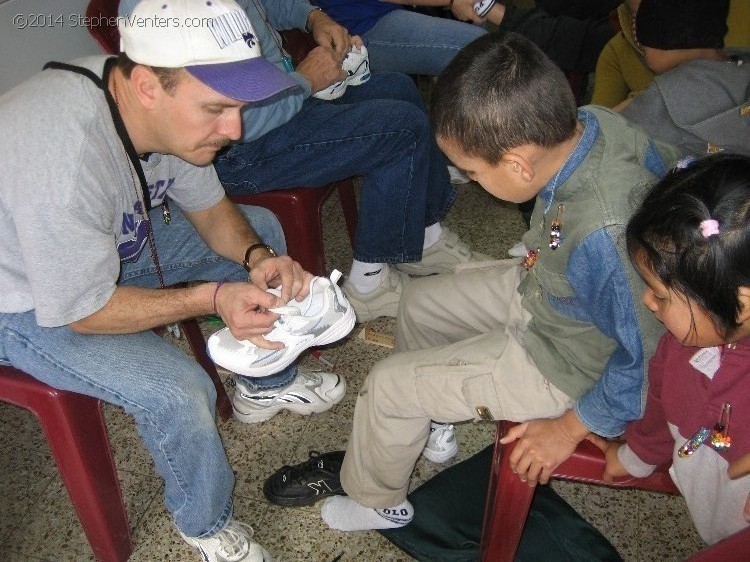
[0,182,707,561]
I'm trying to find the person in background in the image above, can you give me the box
[620,0,750,158]
[589,153,750,546]
[590,0,750,109]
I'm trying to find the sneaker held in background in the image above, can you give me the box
[473,0,496,17]
[313,45,371,100]
[232,367,346,423]
[208,270,355,378]
[264,450,346,507]
[180,520,271,562]
[396,227,495,276]
[342,264,409,322]
[422,422,458,463]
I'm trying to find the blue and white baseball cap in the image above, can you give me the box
[118,0,298,102]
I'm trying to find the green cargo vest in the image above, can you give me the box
[519,106,681,401]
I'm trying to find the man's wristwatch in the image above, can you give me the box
[242,243,277,273]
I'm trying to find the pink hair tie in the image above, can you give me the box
[700,219,720,238]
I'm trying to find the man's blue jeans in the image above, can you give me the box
[363,9,487,75]
[0,204,290,538]
[214,72,457,264]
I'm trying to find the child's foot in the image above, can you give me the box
[321,496,414,531]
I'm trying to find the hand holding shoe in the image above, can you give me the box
[297,46,347,94]
[212,282,284,346]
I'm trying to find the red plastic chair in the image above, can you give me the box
[0,320,230,561]
[85,1,359,276]
[480,420,750,561]
[0,365,133,562]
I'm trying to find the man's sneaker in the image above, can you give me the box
[422,423,458,463]
[342,264,409,322]
[232,367,346,423]
[396,227,495,276]
[263,450,346,507]
[448,165,471,185]
[179,520,271,562]
[473,0,496,17]
[313,45,371,100]
[207,270,355,377]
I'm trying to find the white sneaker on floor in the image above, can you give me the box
[232,367,346,423]
[448,165,471,185]
[313,45,371,100]
[422,423,458,463]
[342,264,409,322]
[208,270,355,378]
[507,241,528,258]
[180,520,271,562]
[396,227,495,276]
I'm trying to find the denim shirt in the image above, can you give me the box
[521,107,679,437]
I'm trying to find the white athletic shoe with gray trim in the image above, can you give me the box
[208,270,355,377]
[179,520,271,562]
[232,367,346,424]
[422,422,458,463]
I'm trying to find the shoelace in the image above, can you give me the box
[280,451,338,484]
[211,520,255,561]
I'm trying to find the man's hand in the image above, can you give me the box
[306,9,362,57]
[213,281,283,347]
[248,254,312,304]
[499,410,590,486]
[296,46,348,93]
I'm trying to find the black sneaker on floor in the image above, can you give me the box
[263,450,347,507]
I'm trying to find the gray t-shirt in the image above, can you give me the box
[0,56,224,327]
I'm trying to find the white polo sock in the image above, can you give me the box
[321,496,414,531]
[347,260,386,294]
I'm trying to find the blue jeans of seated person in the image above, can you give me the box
[0,204,292,539]
[362,9,487,75]
[214,72,457,265]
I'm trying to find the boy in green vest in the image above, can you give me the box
[316,32,682,531]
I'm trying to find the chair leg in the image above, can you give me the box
[180,319,232,422]
[480,421,536,562]
[283,192,328,276]
[38,390,133,562]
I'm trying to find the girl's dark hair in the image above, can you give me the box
[431,32,577,165]
[626,153,750,338]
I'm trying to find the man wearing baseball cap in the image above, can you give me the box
[0,1,316,560]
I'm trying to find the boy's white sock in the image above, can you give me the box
[321,496,414,531]
[347,260,386,294]
[423,223,443,249]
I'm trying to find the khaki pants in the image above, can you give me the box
[341,260,573,507]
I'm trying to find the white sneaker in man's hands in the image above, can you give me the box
[207,270,355,377]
